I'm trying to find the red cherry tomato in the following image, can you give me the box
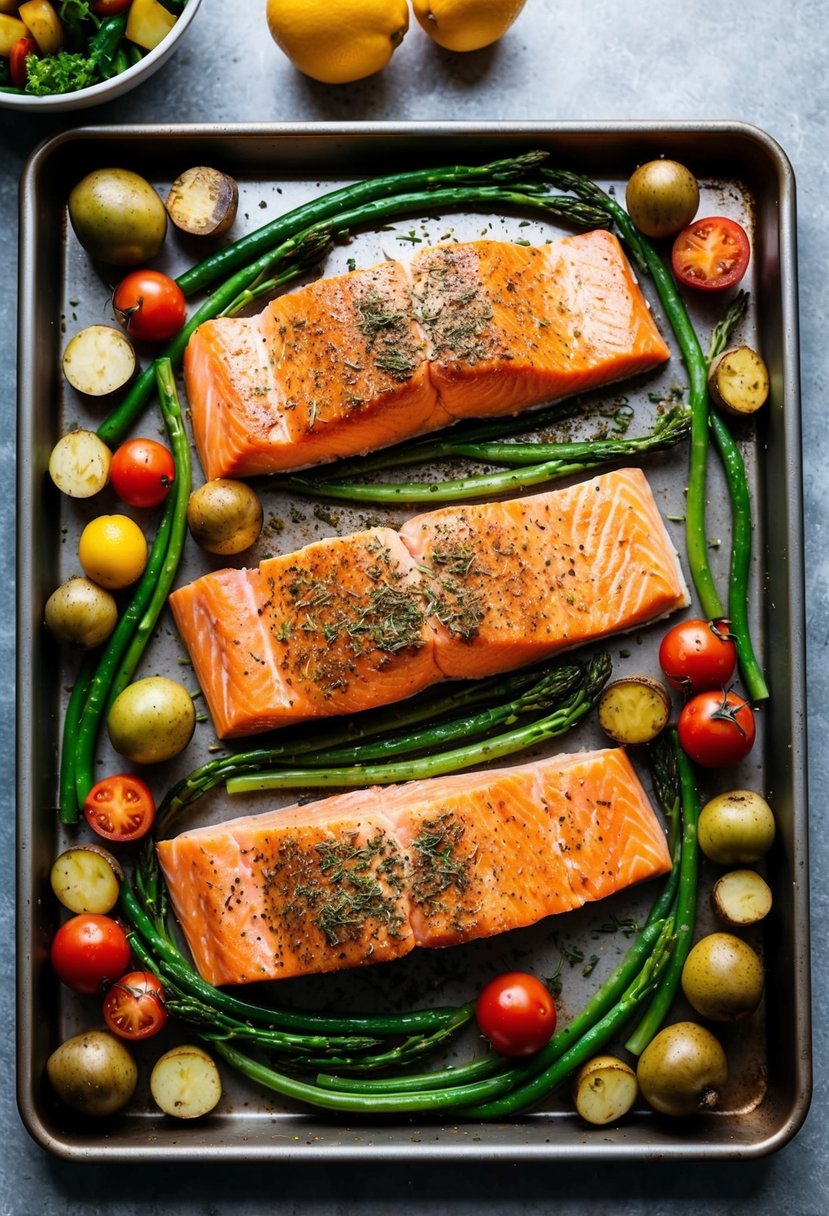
[475,972,557,1057]
[83,774,156,843]
[671,216,750,291]
[91,0,134,14]
[103,971,168,1041]
[9,36,37,89]
[658,618,737,695]
[677,689,756,768]
[112,270,187,342]
[50,914,132,995]
[110,438,176,509]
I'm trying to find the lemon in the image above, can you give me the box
[265,0,409,84]
[412,0,526,52]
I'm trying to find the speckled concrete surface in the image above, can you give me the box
[2,1,827,1211]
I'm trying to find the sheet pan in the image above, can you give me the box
[16,122,810,1161]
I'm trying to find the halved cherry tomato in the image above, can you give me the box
[9,37,37,89]
[103,971,168,1041]
[110,438,176,509]
[113,270,187,343]
[50,914,132,995]
[677,689,756,768]
[84,774,156,843]
[475,972,557,1057]
[91,0,134,14]
[671,216,750,291]
[658,618,737,695]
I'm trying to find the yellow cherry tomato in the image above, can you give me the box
[78,514,148,590]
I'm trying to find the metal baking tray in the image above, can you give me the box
[16,122,810,1161]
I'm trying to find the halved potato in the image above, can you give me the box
[150,1045,222,1119]
[711,869,773,927]
[573,1055,639,1125]
[63,325,136,398]
[50,845,123,915]
[48,430,112,498]
[166,167,239,238]
[708,345,770,416]
[598,675,671,744]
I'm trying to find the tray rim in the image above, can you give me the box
[15,119,811,1163]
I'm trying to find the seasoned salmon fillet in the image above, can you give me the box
[156,748,672,986]
[167,527,441,739]
[184,231,670,478]
[168,471,688,739]
[400,466,688,679]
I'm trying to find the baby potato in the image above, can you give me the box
[68,168,167,266]
[698,790,776,865]
[681,932,764,1022]
[637,1021,727,1117]
[47,1030,137,1117]
[44,576,118,648]
[107,675,196,765]
[625,159,700,239]
[186,479,263,555]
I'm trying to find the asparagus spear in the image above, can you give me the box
[277,408,691,504]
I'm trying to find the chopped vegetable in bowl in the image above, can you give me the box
[0,0,201,108]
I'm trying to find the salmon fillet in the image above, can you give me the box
[168,470,688,739]
[184,231,670,478]
[156,748,672,986]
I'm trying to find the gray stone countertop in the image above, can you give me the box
[1,1,827,1211]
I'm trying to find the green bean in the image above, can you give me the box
[72,362,191,810]
[624,735,701,1054]
[57,657,95,825]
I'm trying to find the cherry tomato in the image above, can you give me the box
[9,36,37,89]
[113,270,187,343]
[78,513,147,589]
[50,914,132,995]
[475,972,557,1057]
[91,0,134,14]
[678,689,756,768]
[658,618,737,695]
[671,216,750,291]
[84,773,156,843]
[103,971,168,1041]
[110,438,176,509]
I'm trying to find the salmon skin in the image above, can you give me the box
[156,748,672,987]
[184,231,670,479]
[168,469,688,739]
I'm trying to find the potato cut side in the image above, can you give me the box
[50,845,123,915]
[597,676,671,744]
[166,166,239,238]
[708,345,770,416]
[711,869,773,926]
[573,1055,639,1125]
[150,1046,222,1119]
[63,325,136,397]
[48,429,112,498]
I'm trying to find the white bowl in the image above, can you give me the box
[0,0,203,112]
